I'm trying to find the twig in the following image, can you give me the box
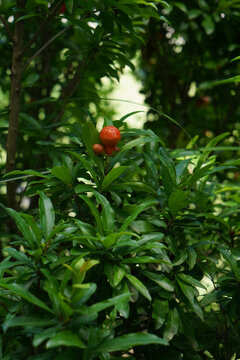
[22,0,64,54]
[23,24,72,70]
[0,14,14,42]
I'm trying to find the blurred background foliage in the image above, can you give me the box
[136,0,240,148]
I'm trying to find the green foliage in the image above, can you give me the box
[1,119,240,359]
[1,1,240,359]
[137,0,240,147]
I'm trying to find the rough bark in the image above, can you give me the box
[6,0,26,209]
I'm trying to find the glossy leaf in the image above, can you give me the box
[101,166,128,190]
[141,270,174,292]
[96,332,168,353]
[125,273,152,301]
[46,330,85,349]
[38,191,55,241]
[0,282,53,313]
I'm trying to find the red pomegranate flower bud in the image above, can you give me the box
[99,126,121,147]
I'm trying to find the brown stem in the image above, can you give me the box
[6,0,26,210]
[23,25,72,70]
[0,14,14,41]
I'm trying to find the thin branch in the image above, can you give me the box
[22,0,64,54]
[0,14,14,42]
[23,24,72,70]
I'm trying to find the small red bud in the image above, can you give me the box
[59,3,66,14]
[92,143,104,155]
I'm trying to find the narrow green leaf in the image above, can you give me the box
[51,166,72,185]
[46,330,85,349]
[120,199,157,232]
[123,256,168,265]
[81,121,104,175]
[87,293,131,314]
[110,181,155,193]
[101,166,128,191]
[0,282,53,313]
[163,308,179,342]
[3,169,48,179]
[121,136,159,152]
[177,279,204,321]
[69,151,100,186]
[177,273,206,290]
[152,299,169,329]
[93,191,115,232]
[113,266,125,286]
[3,316,57,329]
[6,208,35,248]
[230,55,240,63]
[187,247,197,270]
[78,195,103,234]
[219,248,240,280]
[125,273,151,301]
[96,332,168,353]
[33,325,60,347]
[141,270,174,292]
[38,192,55,240]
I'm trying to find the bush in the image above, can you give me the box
[1,118,240,360]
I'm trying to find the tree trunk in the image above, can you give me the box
[6,0,26,209]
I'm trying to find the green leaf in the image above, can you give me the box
[46,330,85,349]
[0,282,53,313]
[69,151,100,186]
[168,190,189,216]
[187,247,197,270]
[111,181,155,193]
[86,293,131,314]
[141,270,174,292]
[201,15,215,35]
[120,199,158,232]
[81,121,104,175]
[121,136,159,152]
[65,0,73,13]
[78,195,103,235]
[96,332,168,353]
[230,55,240,63]
[213,75,240,85]
[51,166,72,185]
[176,278,204,321]
[3,169,48,179]
[113,266,125,286]
[152,299,169,329]
[3,316,57,329]
[33,326,60,347]
[177,273,206,290]
[4,247,29,262]
[158,147,176,183]
[163,308,179,342]
[93,191,115,232]
[101,166,128,191]
[125,273,151,301]
[219,248,240,280]
[123,256,168,265]
[38,191,55,241]
[6,208,35,248]
[114,281,130,318]
[22,73,40,87]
